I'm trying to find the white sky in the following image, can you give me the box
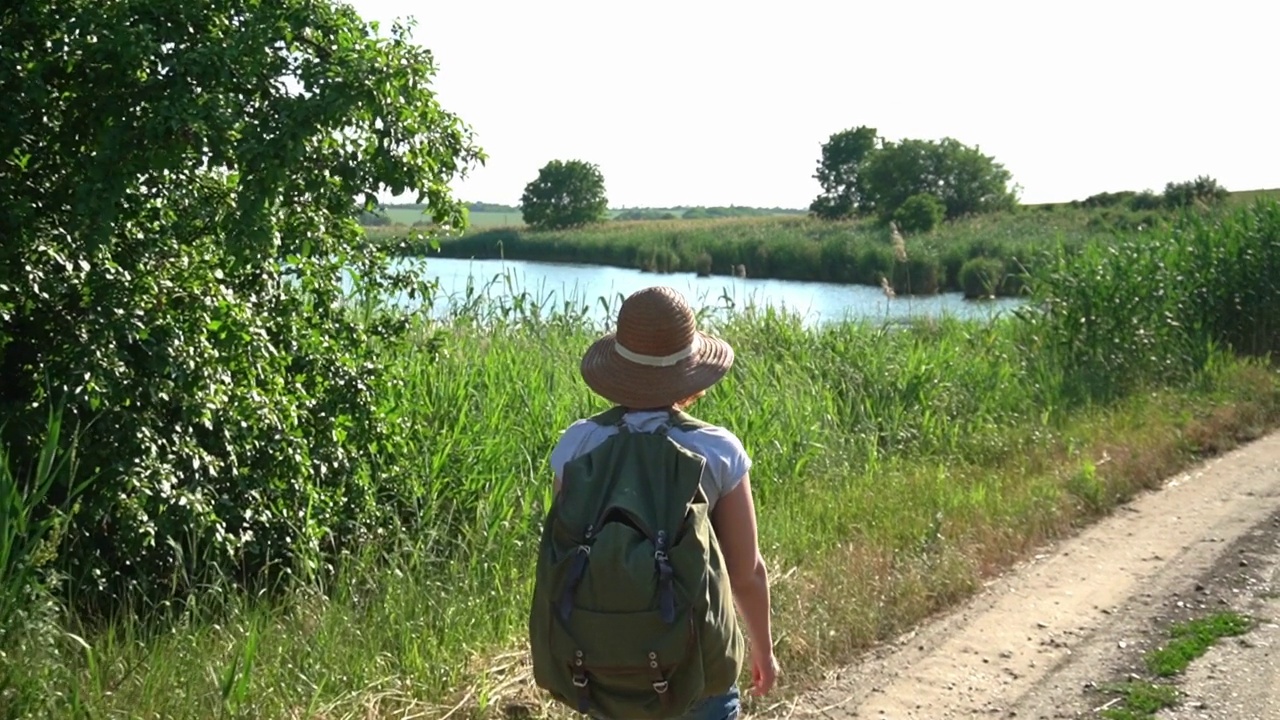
[352,0,1279,209]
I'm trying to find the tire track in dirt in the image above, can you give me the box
[766,431,1280,719]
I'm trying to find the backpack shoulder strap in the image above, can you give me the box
[667,409,716,432]
[586,405,629,429]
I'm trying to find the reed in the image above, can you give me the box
[380,206,1164,298]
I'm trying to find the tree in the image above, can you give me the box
[809,126,879,219]
[1,0,482,607]
[860,137,1017,221]
[809,128,1018,223]
[520,159,608,230]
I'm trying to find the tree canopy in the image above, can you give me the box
[520,159,609,230]
[810,126,1018,224]
[0,0,482,606]
[809,126,879,219]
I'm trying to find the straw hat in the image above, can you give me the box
[580,286,735,410]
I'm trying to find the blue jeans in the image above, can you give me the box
[678,685,740,720]
[590,685,740,720]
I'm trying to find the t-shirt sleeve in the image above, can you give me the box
[692,426,753,497]
[549,419,595,479]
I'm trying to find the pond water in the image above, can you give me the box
[380,256,1025,327]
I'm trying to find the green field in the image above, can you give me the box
[8,199,1280,718]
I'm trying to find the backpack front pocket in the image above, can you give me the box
[548,606,706,719]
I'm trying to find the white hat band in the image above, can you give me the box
[614,336,699,367]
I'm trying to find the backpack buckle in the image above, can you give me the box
[647,654,673,711]
[572,668,591,714]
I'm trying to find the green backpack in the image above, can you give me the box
[529,406,744,719]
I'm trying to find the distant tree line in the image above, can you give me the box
[356,195,807,229]
[468,201,521,213]
[356,201,521,225]
[1073,176,1229,212]
[357,132,1232,234]
[513,126,1023,233]
[613,206,806,222]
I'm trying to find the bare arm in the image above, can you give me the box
[711,473,774,665]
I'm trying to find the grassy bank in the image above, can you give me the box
[381,191,1280,299]
[4,202,1280,718]
[380,206,1155,299]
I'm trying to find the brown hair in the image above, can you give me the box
[673,390,706,410]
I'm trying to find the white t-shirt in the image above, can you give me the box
[549,410,752,510]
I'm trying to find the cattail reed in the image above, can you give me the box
[880,274,896,300]
[890,221,908,263]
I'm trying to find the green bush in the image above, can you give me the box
[891,256,944,295]
[0,0,481,608]
[958,257,1006,299]
[1128,190,1164,211]
[893,193,946,234]
[1081,190,1136,208]
[1163,175,1229,209]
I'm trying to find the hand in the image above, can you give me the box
[748,649,780,696]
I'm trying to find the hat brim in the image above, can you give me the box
[579,331,735,409]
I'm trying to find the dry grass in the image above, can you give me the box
[890,221,908,263]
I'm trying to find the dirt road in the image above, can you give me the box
[775,431,1280,720]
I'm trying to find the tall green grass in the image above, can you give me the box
[1,403,97,717]
[2,201,1279,718]
[1024,200,1280,402]
[0,310,1080,718]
